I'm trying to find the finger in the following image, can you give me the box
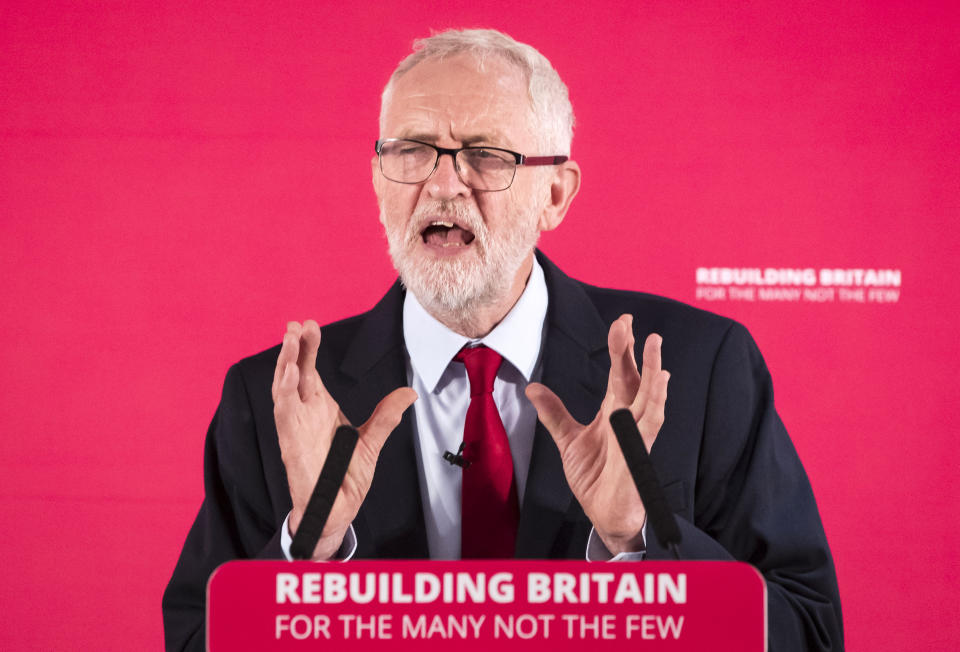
[606,314,641,407]
[631,333,663,421]
[525,382,580,455]
[272,326,302,401]
[641,333,663,377]
[358,387,418,453]
[296,320,322,399]
[637,370,669,452]
[273,361,301,439]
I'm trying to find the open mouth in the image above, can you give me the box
[421,220,476,248]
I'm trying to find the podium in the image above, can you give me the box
[207,560,766,651]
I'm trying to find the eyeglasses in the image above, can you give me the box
[375,138,568,192]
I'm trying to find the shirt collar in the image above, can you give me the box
[403,258,549,392]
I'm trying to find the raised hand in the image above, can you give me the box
[272,320,417,560]
[525,314,669,555]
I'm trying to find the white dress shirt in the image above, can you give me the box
[404,259,548,559]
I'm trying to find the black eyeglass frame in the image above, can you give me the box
[374,138,569,191]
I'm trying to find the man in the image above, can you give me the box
[163,29,842,650]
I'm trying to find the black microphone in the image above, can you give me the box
[443,442,471,468]
[289,425,359,560]
[609,408,682,560]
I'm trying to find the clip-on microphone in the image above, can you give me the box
[443,442,471,468]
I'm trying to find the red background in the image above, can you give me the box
[1,1,957,649]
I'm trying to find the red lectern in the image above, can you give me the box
[207,560,766,651]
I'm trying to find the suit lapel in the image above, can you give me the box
[516,253,610,557]
[337,282,429,558]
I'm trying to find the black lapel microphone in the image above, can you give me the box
[443,442,471,468]
[609,408,682,560]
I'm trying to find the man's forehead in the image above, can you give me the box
[382,54,534,146]
[397,128,512,145]
[400,51,525,82]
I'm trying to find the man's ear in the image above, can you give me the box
[537,160,581,232]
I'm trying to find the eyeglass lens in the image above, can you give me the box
[379,140,516,191]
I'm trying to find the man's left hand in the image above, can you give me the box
[526,314,669,556]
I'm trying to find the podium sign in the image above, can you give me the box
[207,560,766,651]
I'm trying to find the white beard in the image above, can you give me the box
[383,198,540,322]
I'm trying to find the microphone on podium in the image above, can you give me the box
[609,408,682,560]
[289,425,359,560]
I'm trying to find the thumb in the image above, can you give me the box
[525,382,578,454]
[358,387,418,452]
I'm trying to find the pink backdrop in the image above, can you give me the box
[2,1,957,649]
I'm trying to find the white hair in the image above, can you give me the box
[380,28,575,155]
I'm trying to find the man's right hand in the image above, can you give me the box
[272,320,417,560]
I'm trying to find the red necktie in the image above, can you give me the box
[455,345,519,558]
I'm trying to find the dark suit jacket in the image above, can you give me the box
[163,251,843,650]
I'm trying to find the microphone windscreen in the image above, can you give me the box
[289,425,359,560]
[609,408,682,551]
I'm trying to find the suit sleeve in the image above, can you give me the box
[162,363,287,652]
[644,322,844,651]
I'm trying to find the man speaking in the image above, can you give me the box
[163,29,842,650]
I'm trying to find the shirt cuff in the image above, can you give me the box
[585,522,647,561]
[280,512,357,561]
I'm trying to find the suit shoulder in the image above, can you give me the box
[577,281,739,340]
[229,311,372,381]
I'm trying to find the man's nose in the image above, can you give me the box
[426,152,472,200]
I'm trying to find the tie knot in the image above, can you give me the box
[454,345,503,396]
